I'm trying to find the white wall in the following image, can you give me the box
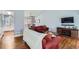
[35,10,79,32]
[14,10,24,35]
[25,10,44,17]
[12,10,79,36]
[74,14,79,29]
[25,10,79,33]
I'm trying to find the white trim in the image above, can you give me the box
[0,32,4,39]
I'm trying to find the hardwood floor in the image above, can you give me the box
[59,36,78,49]
[0,31,79,49]
[0,31,30,49]
[14,36,30,49]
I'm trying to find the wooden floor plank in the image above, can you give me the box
[0,31,30,49]
[0,31,79,49]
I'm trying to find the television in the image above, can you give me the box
[61,17,74,23]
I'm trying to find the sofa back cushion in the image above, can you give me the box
[42,35,62,49]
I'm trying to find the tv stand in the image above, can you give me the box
[57,27,79,38]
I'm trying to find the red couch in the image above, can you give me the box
[31,25,49,33]
[42,35,62,49]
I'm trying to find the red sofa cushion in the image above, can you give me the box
[42,35,62,49]
[32,25,49,33]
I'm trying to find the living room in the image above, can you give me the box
[1,0,79,58]
[36,11,78,32]
[1,10,79,49]
[24,10,79,49]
